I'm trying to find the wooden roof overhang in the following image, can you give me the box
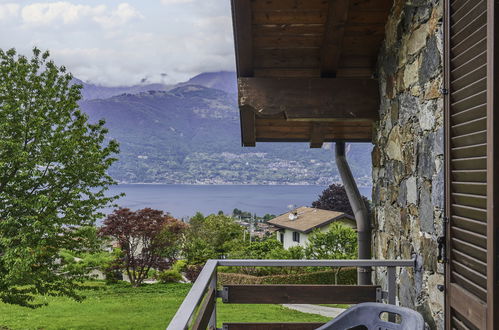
[231,0,392,147]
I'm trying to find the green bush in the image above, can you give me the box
[172,260,187,273]
[218,265,305,277]
[156,270,183,283]
[185,265,203,282]
[219,268,357,285]
[104,268,123,284]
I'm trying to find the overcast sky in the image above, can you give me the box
[0,0,235,86]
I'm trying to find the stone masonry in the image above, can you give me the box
[372,0,445,328]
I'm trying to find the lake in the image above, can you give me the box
[102,184,372,220]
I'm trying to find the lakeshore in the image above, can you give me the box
[102,184,372,220]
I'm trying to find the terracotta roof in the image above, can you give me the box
[267,206,355,234]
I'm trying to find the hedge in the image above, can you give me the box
[218,267,357,285]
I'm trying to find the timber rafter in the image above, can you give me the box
[238,77,379,120]
[321,0,350,77]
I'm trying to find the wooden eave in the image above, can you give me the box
[231,0,392,147]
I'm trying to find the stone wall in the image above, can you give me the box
[372,0,444,328]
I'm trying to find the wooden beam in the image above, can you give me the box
[251,0,329,11]
[238,77,379,120]
[252,117,374,143]
[321,0,350,77]
[256,128,373,139]
[240,106,256,146]
[252,10,328,24]
[223,323,325,330]
[232,0,253,77]
[254,68,321,77]
[310,123,325,148]
[255,118,373,127]
[223,284,380,304]
[192,287,216,330]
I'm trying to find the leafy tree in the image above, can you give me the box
[59,226,115,278]
[155,215,188,264]
[0,48,119,307]
[262,213,276,221]
[232,208,251,219]
[312,184,370,216]
[287,245,305,259]
[230,238,286,260]
[305,223,357,284]
[227,238,306,276]
[184,213,243,265]
[59,249,115,279]
[100,208,186,286]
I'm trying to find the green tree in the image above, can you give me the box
[59,249,116,279]
[184,213,243,265]
[0,48,120,306]
[230,238,286,260]
[312,184,370,217]
[305,223,357,284]
[262,213,276,221]
[227,238,305,276]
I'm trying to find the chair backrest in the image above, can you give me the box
[315,302,425,330]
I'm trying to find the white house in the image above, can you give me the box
[267,207,356,249]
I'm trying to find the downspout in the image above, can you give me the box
[335,142,372,285]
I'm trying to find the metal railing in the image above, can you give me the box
[167,258,416,330]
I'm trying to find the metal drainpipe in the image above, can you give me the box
[335,142,372,285]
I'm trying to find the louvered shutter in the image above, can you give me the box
[444,0,498,329]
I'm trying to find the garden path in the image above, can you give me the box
[282,304,345,318]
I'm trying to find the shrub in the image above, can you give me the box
[172,260,187,273]
[156,270,182,283]
[218,268,357,286]
[104,268,123,284]
[185,265,203,282]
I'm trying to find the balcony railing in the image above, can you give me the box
[167,259,416,330]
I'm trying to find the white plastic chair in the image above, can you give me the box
[315,302,425,330]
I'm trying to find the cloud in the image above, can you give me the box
[20,2,141,28]
[0,3,20,21]
[93,3,143,29]
[1,1,235,86]
[160,0,194,4]
[21,2,105,25]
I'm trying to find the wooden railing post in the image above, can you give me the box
[208,269,217,330]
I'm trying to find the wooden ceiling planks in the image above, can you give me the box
[321,0,350,77]
[231,0,392,146]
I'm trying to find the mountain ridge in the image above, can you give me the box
[74,71,237,100]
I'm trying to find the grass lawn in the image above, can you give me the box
[0,282,329,329]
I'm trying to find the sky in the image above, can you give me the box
[0,0,235,86]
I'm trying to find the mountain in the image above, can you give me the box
[78,72,373,186]
[75,71,236,101]
[176,71,237,95]
[73,78,170,100]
